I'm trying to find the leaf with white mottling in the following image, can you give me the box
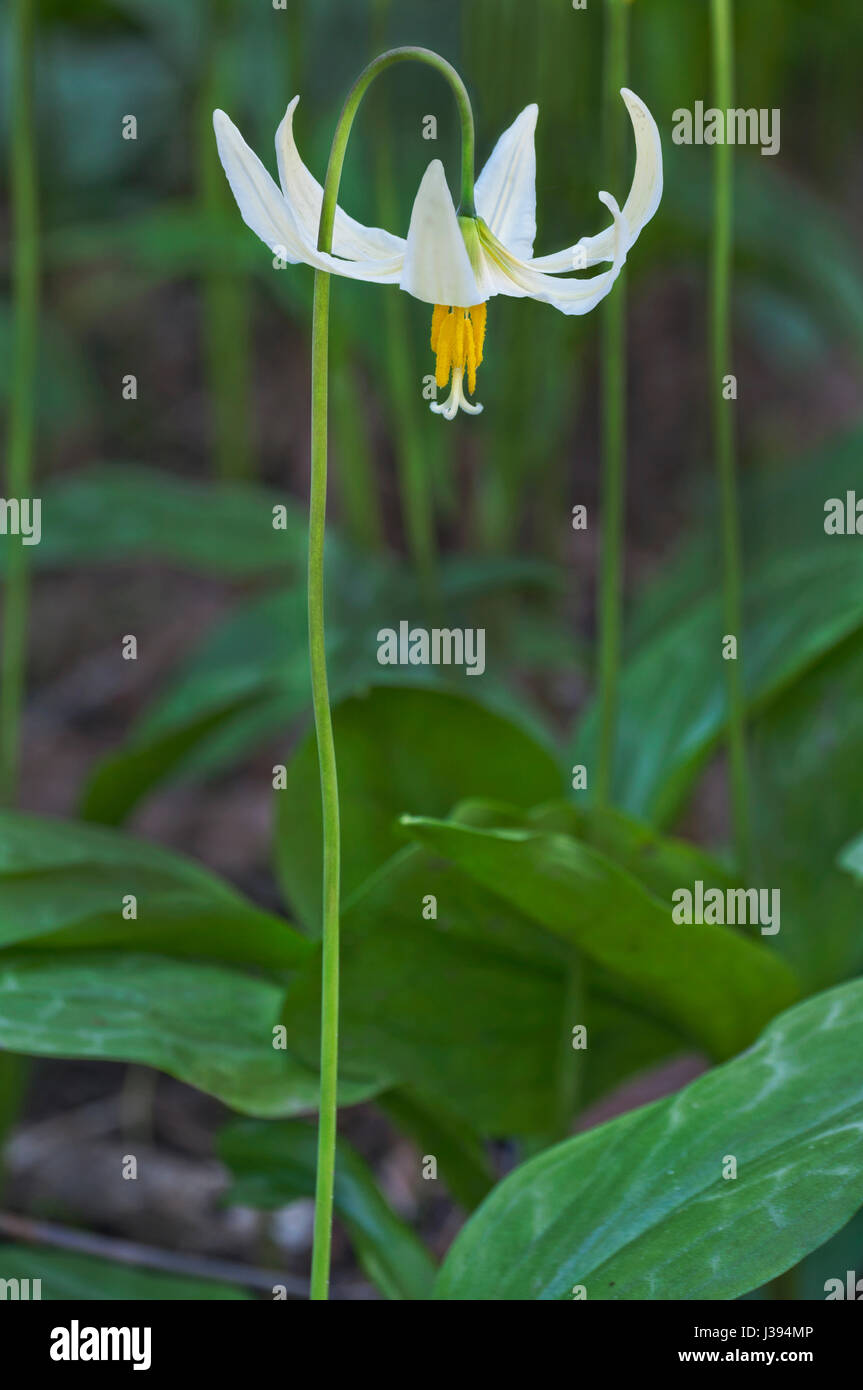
[0,952,377,1116]
[435,981,863,1301]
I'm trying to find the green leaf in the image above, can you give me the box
[277,686,562,932]
[0,1246,249,1300]
[220,1118,435,1301]
[666,159,863,360]
[7,465,304,577]
[82,556,555,826]
[0,951,372,1117]
[402,816,798,1060]
[751,635,863,989]
[378,1089,495,1212]
[574,428,863,825]
[0,811,310,972]
[278,825,693,1134]
[280,847,567,1136]
[527,802,739,911]
[435,980,863,1301]
[839,831,863,881]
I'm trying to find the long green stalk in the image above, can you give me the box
[307,268,339,1302]
[307,48,476,1301]
[595,0,629,808]
[1,0,39,806]
[710,0,750,874]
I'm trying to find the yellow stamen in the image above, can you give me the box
[465,325,478,395]
[435,310,455,389]
[430,303,487,398]
[470,303,486,366]
[430,303,448,353]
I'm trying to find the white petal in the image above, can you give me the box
[275,96,404,260]
[213,108,403,284]
[529,88,662,272]
[475,103,538,259]
[214,108,308,261]
[480,191,628,315]
[400,160,483,307]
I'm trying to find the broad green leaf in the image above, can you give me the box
[220,1118,435,1301]
[0,952,374,1117]
[839,832,863,881]
[8,465,304,577]
[280,847,567,1136]
[82,556,555,826]
[527,802,739,912]
[743,1205,863,1301]
[280,838,697,1134]
[402,817,798,1060]
[574,428,863,825]
[277,687,562,932]
[435,980,863,1301]
[666,158,863,360]
[750,635,863,989]
[0,1246,249,1300]
[0,812,310,972]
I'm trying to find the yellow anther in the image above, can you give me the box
[431,303,488,400]
[430,303,448,353]
[455,311,466,371]
[435,310,455,389]
[470,303,486,366]
[465,325,478,395]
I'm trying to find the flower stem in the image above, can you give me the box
[710,0,750,875]
[307,47,476,1301]
[307,268,340,1302]
[318,48,476,242]
[596,0,629,809]
[0,0,39,807]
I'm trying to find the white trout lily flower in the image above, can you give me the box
[213,88,662,419]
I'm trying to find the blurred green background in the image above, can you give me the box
[2,0,863,1300]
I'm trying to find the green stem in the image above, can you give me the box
[317,49,475,246]
[1,0,39,807]
[710,0,750,875]
[596,0,629,809]
[307,47,476,1302]
[308,270,339,1303]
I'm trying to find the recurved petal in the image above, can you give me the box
[481,191,628,315]
[400,160,483,307]
[214,108,308,261]
[474,103,539,260]
[275,97,404,260]
[214,108,404,284]
[529,88,662,272]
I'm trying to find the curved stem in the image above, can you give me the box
[710,0,750,876]
[596,0,629,808]
[307,47,476,1302]
[1,0,39,807]
[318,46,476,249]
